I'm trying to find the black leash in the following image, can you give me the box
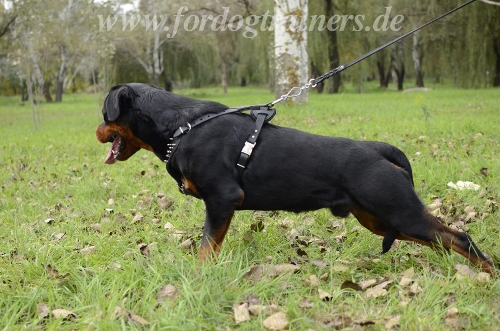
[269,0,478,106]
[168,0,477,184]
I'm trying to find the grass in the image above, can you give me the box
[1,85,499,330]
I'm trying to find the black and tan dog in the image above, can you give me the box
[96,83,494,273]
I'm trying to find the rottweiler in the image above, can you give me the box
[96,83,494,273]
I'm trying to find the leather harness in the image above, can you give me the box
[164,105,276,193]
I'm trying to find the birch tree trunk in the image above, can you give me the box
[274,0,309,103]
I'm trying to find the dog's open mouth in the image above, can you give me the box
[104,134,125,164]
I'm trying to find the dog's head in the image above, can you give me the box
[96,84,160,164]
[96,83,229,164]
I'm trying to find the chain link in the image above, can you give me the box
[268,79,317,106]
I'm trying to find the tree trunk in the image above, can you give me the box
[377,61,388,88]
[391,44,405,91]
[494,37,500,87]
[325,0,340,93]
[412,31,424,88]
[56,44,68,102]
[221,60,228,94]
[24,30,53,102]
[274,0,309,103]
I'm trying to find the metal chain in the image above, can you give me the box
[267,0,477,107]
[268,79,316,106]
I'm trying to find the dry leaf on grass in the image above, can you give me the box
[263,312,288,330]
[36,303,50,318]
[365,287,388,298]
[243,264,300,282]
[298,297,314,309]
[179,238,195,250]
[233,302,251,324]
[384,315,401,329]
[157,284,178,303]
[302,274,320,287]
[52,308,77,320]
[79,246,96,255]
[318,288,332,301]
[113,306,149,326]
[324,315,352,330]
[248,304,279,316]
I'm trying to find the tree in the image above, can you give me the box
[324,0,340,93]
[274,0,309,103]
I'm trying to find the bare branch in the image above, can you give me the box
[0,15,17,39]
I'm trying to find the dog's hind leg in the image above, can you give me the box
[382,227,400,254]
[348,207,400,254]
[398,211,495,274]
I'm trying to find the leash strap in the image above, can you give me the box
[172,104,269,138]
[268,0,478,106]
[236,106,276,179]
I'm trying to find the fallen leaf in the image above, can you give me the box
[475,272,490,282]
[318,288,332,301]
[79,246,96,255]
[132,213,144,223]
[384,315,401,329]
[108,261,122,270]
[44,218,55,225]
[52,308,77,320]
[263,312,288,330]
[179,238,194,250]
[113,306,149,326]
[409,281,422,294]
[243,264,300,282]
[358,278,378,290]
[298,298,314,309]
[164,222,175,229]
[52,232,65,241]
[455,264,476,279]
[233,302,251,324]
[325,315,352,330]
[248,304,279,316]
[302,274,320,287]
[36,303,50,318]
[157,284,178,303]
[158,196,173,209]
[365,287,387,298]
[310,259,329,268]
[445,307,459,319]
[399,277,413,287]
[246,294,260,305]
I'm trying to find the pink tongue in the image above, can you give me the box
[104,136,120,164]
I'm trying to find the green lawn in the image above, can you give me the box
[0,86,499,330]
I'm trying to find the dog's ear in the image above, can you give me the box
[103,85,134,121]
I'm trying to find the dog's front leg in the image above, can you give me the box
[199,188,244,261]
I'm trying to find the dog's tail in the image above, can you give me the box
[366,141,414,186]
